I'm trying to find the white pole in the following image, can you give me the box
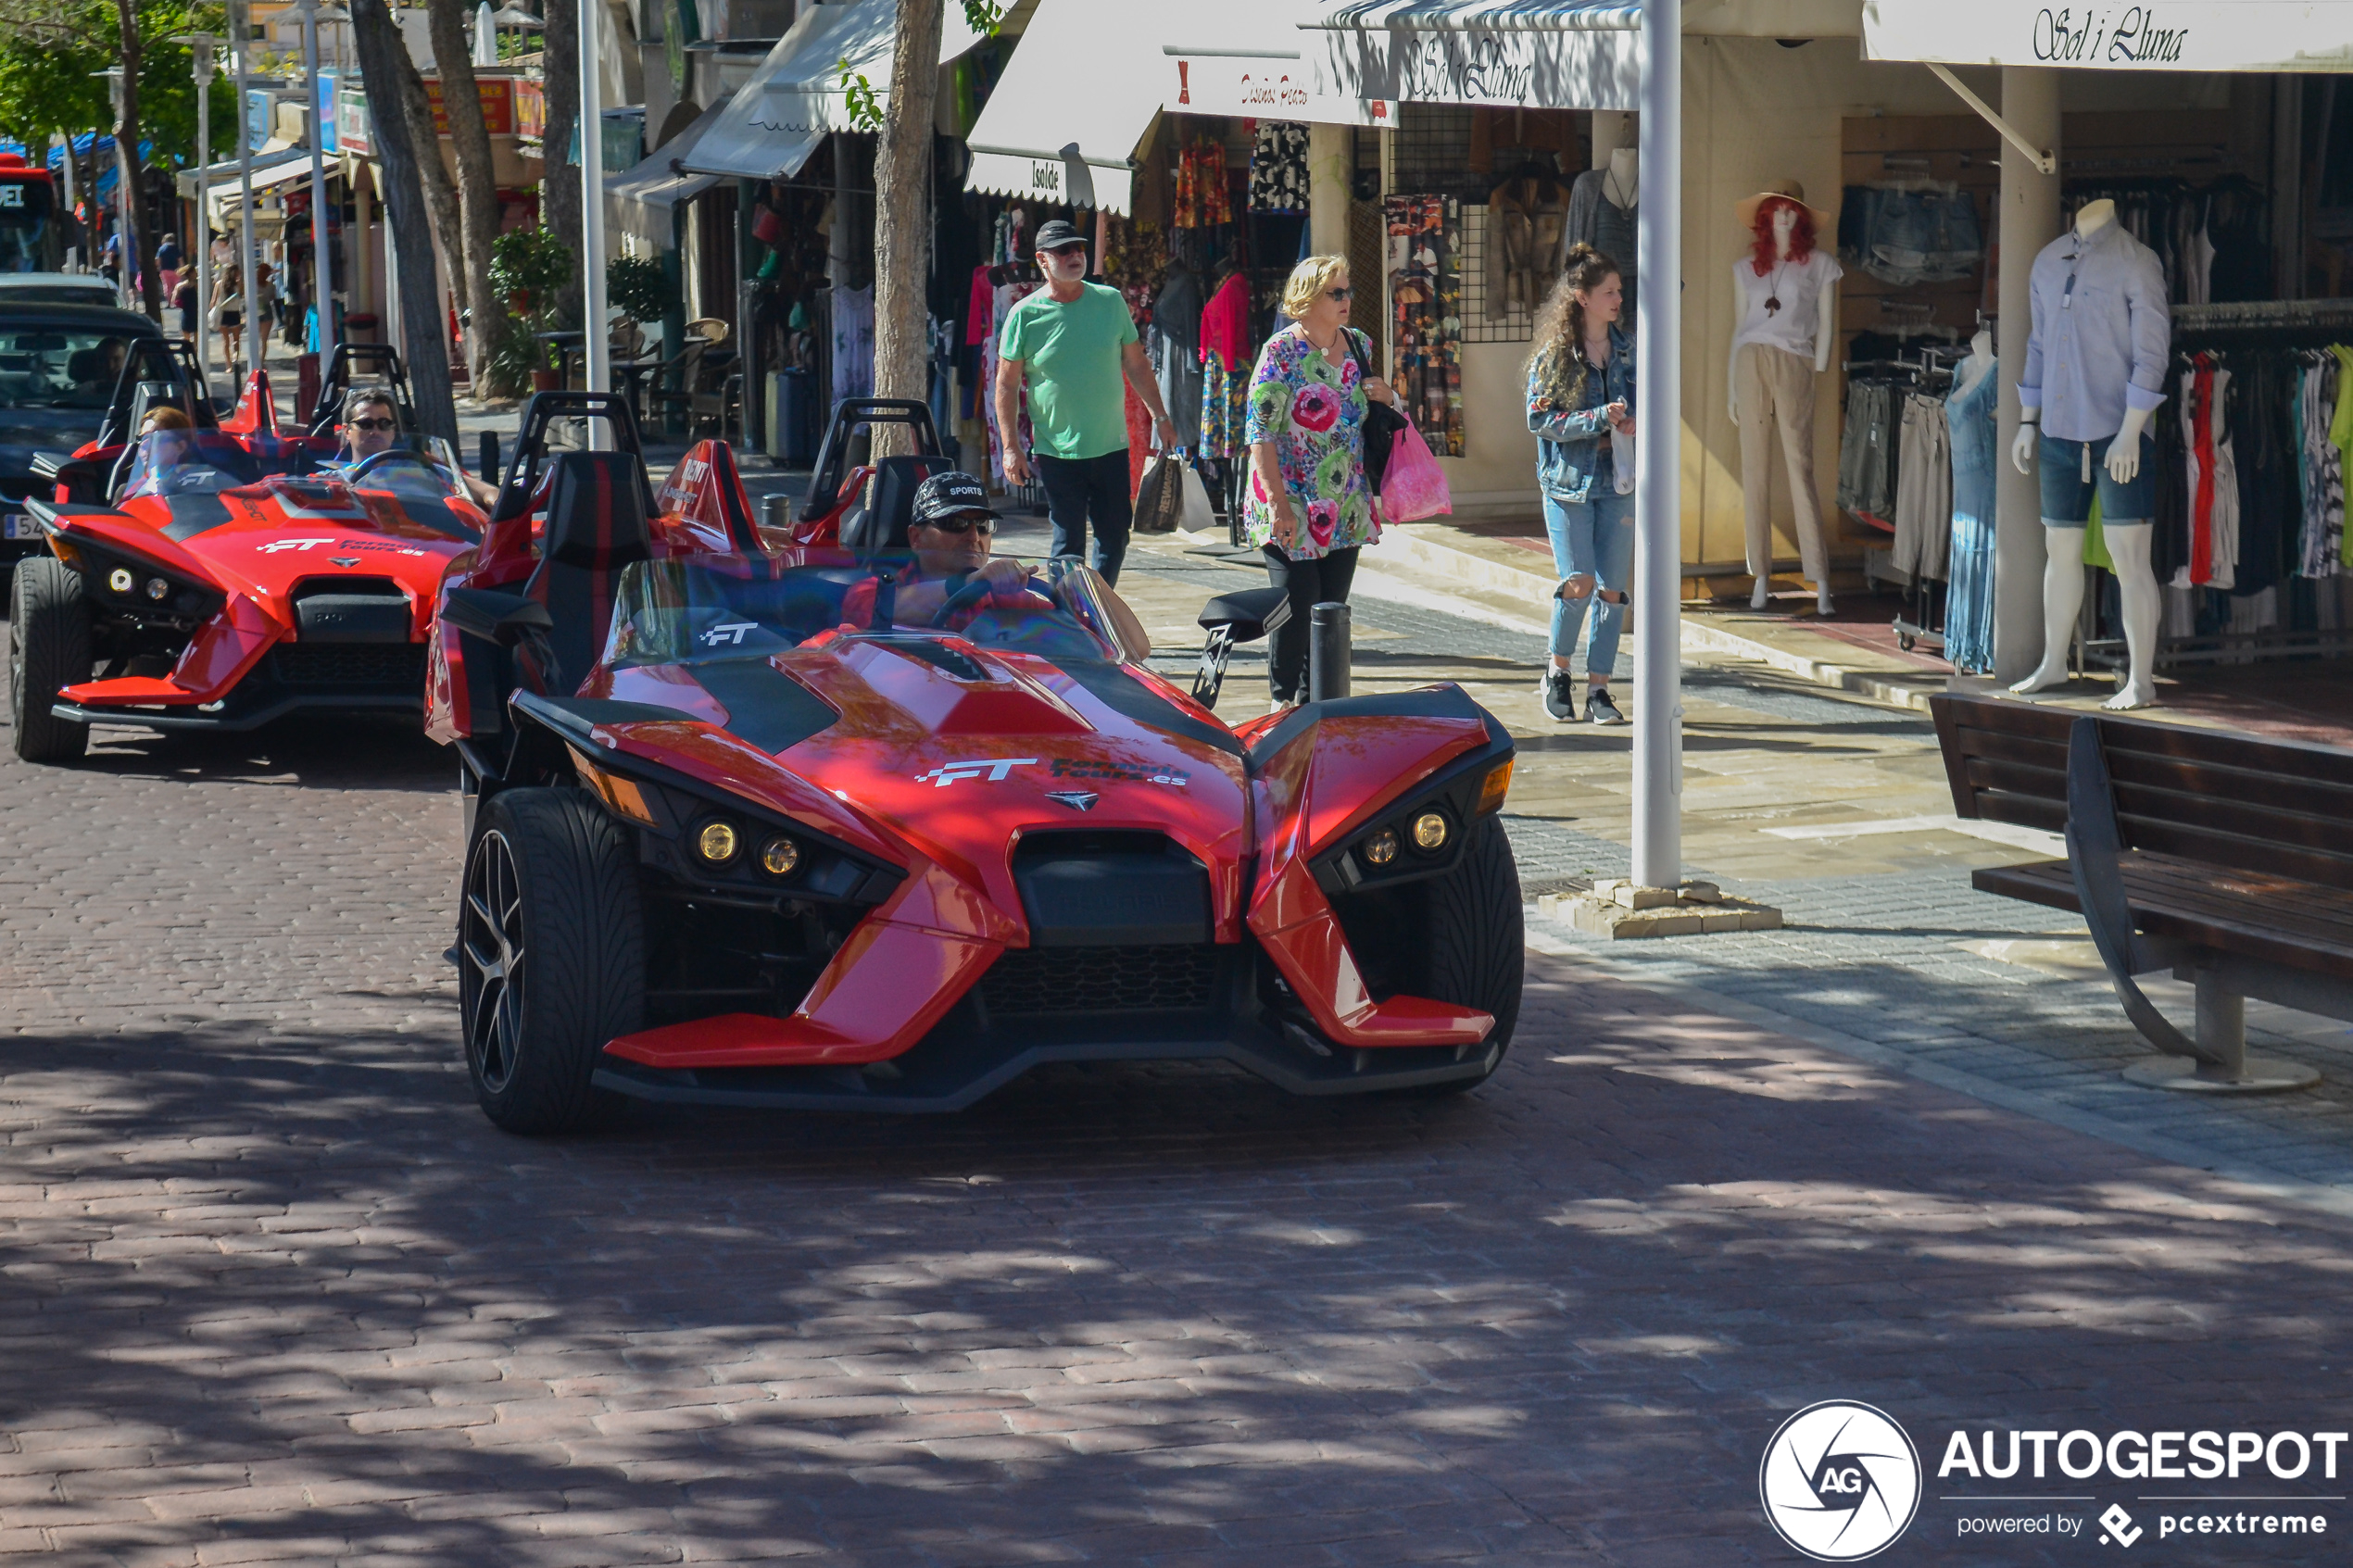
[195,67,210,375]
[1630,0,1681,892]
[580,0,609,447]
[57,134,75,271]
[231,0,261,378]
[301,0,336,371]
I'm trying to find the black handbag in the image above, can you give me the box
[1345,329,1411,495]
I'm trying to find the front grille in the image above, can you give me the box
[980,944,1220,1015]
[267,643,426,688]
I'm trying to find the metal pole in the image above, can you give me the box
[57,134,75,270]
[580,0,609,448]
[1308,601,1351,703]
[231,0,261,378]
[300,0,335,370]
[1630,0,1681,892]
[1994,67,2060,684]
[195,59,210,376]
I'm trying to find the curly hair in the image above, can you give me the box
[1527,245,1622,408]
[1748,195,1817,274]
[1280,255,1351,320]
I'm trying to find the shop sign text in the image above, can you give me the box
[2032,6,2189,63]
[1393,31,1534,106]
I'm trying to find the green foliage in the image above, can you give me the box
[606,253,677,325]
[0,0,232,169]
[488,225,573,318]
[477,307,542,399]
[837,3,996,135]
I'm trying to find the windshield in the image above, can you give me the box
[0,323,140,410]
[119,429,316,500]
[606,552,1126,669]
[0,181,54,273]
[328,448,464,501]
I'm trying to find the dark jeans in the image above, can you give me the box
[1262,544,1360,703]
[1035,448,1133,586]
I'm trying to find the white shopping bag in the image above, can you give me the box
[1179,458,1217,533]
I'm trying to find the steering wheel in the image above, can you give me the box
[929,573,999,628]
[346,447,431,485]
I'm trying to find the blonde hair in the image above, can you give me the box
[1280,255,1350,320]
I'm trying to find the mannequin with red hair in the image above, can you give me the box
[1727,182,1842,614]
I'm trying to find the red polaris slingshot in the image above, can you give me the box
[9,343,484,760]
[434,395,1523,1132]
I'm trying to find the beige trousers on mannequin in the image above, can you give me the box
[1735,342,1828,583]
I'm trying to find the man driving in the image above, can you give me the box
[327,389,498,507]
[840,470,1048,631]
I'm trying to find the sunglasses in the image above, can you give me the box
[346,417,396,433]
[1327,287,1353,301]
[920,516,996,535]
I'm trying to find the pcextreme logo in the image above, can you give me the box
[1760,1401,1923,1561]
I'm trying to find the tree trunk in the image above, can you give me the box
[351,0,460,441]
[540,0,581,327]
[381,19,470,323]
[871,0,941,458]
[425,0,501,381]
[112,0,158,320]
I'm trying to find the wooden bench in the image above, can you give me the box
[1930,692,2353,1090]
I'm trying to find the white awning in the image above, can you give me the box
[1158,0,1364,122]
[1863,0,2353,71]
[173,149,313,202]
[607,100,728,249]
[1300,0,1642,113]
[963,0,1161,213]
[685,0,992,182]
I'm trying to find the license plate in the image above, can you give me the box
[3,513,34,541]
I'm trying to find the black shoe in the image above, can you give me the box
[1585,687,1626,725]
[1541,669,1576,721]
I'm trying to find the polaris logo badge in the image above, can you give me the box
[915,758,1039,788]
[1046,791,1099,812]
[700,621,759,647]
[258,537,336,553]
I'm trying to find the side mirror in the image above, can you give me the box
[443,586,554,646]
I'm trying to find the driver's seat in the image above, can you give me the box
[519,452,655,695]
[840,454,954,554]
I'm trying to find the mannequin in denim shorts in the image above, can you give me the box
[2008,198,2171,710]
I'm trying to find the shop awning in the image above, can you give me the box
[173,149,313,202]
[1301,0,1642,113]
[963,0,1161,213]
[1158,0,1365,123]
[1863,0,2353,71]
[685,0,993,182]
[607,100,727,249]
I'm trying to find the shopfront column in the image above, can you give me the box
[1994,66,2060,684]
[1308,123,1350,257]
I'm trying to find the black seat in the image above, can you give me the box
[520,452,655,694]
[839,454,955,552]
[1198,585,1292,643]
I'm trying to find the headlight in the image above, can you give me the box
[695,819,741,865]
[145,576,170,601]
[1412,811,1448,851]
[1362,829,1398,866]
[758,834,800,876]
[107,567,133,594]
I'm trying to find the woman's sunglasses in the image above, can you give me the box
[1327,287,1353,301]
[346,417,396,433]
[920,516,995,535]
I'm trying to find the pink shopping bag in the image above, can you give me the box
[1380,421,1452,522]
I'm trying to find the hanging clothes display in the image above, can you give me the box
[1944,358,1999,674]
[1485,164,1570,320]
[1175,139,1232,229]
[1248,122,1310,214]
[1153,266,1205,449]
[1836,376,1902,524]
[1383,194,1465,456]
[1890,390,1952,584]
[1565,167,1637,320]
[830,285,875,407]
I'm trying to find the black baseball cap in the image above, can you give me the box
[1034,219,1088,253]
[912,470,1001,527]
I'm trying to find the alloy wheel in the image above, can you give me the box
[461,829,528,1093]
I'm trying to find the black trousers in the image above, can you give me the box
[1034,448,1134,586]
[1261,544,1360,703]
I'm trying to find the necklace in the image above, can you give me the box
[1763,258,1792,316]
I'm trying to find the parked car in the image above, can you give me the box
[0,304,165,571]
[430,394,1524,1133]
[0,274,122,308]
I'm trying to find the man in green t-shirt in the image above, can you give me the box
[994,219,1175,586]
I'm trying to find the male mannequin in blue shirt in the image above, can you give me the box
[2007,198,2168,710]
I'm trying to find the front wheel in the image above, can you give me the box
[9,556,91,764]
[1414,812,1524,1094]
[459,787,644,1134]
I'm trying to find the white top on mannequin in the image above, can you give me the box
[1727,203,1839,423]
[1604,147,1637,208]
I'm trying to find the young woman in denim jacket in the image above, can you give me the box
[1526,245,1635,723]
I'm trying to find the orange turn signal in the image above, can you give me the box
[1476,758,1513,816]
[569,746,661,827]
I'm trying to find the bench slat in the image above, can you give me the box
[2115,816,2353,895]
[1971,855,2353,978]
[2105,752,2353,836]
[2100,715,2353,786]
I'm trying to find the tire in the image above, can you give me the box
[459,787,644,1134]
[9,556,91,764]
[1415,811,1525,1094]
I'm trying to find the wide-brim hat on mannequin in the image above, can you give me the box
[1734,179,1833,233]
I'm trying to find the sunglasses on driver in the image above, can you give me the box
[918,515,996,536]
[346,417,397,433]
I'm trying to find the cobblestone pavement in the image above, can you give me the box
[4,568,2353,1563]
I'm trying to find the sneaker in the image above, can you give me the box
[1585,686,1626,725]
[1541,669,1577,721]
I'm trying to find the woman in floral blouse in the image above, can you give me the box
[1243,254,1398,708]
